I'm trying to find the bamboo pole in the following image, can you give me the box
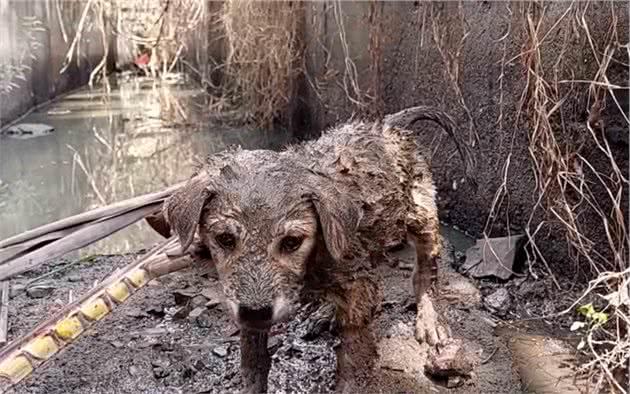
[0,237,195,393]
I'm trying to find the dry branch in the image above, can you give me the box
[0,237,197,392]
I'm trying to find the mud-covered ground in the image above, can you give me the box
[3,232,585,394]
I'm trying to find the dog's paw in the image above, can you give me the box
[415,296,450,346]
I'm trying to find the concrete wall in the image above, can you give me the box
[299,1,629,275]
[0,0,111,127]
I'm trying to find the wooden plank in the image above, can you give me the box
[0,282,9,346]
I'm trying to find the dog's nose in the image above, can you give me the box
[238,305,273,323]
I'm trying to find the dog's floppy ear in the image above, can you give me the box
[305,176,361,262]
[164,173,214,253]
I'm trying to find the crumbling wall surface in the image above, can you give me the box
[0,0,109,127]
[302,1,629,277]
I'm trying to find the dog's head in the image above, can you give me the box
[164,153,359,331]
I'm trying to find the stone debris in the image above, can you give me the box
[426,338,479,379]
[484,288,512,317]
[212,346,228,358]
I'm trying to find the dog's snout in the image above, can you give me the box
[238,305,273,323]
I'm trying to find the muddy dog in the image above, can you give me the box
[147,106,476,393]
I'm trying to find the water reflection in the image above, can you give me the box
[0,75,293,255]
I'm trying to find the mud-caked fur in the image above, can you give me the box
[153,106,476,393]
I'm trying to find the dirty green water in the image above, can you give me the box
[0,75,292,256]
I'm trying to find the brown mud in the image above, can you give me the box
[1,229,588,394]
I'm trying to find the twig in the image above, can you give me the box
[481,346,498,364]
[25,257,94,288]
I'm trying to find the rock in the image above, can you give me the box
[196,310,213,328]
[201,287,223,302]
[191,295,207,308]
[173,306,191,320]
[140,327,168,337]
[4,123,54,139]
[448,376,464,388]
[205,299,221,309]
[212,346,228,358]
[110,341,125,349]
[152,356,171,379]
[124,308,146,318]
[484,288,512,316]
[267,337,282,355]
[26,284,55,299]
[10,284,25,298]
[379,335,425,376]
[385,321,414,338]
[267,305,338,393]
[172,288,198,306]
[426,338,478,378]
[128,365,140,376]
[188,306,205,319]
[67,274,81,282]
[441,272,482,307]
[461,235,525,280]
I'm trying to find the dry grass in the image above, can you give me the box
[212,0,303,127]
[61,0,205,88]
[480,2,629,391]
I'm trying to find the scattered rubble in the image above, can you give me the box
[484,288,512,317]
[4,238,552,394]
[426,338,479,379]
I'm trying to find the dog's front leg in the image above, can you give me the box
[240,329,271,394]
[334,278,381,394]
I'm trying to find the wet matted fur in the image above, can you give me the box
[149,106,476,393]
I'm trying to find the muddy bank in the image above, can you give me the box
[4,230,588,394]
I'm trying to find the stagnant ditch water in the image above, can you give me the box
[0,73,294,256]
[0,74,587,393]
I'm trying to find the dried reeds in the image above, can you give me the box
[216,0,303,127]
[489,2,628,391]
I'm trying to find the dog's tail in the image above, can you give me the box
[384,105,477,190]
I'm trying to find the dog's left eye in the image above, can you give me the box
[280,236,303,253]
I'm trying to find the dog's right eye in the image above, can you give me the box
[280,236,304,253]
[215,233,236,250]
